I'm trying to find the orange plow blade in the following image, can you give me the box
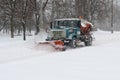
[39,40,66,51]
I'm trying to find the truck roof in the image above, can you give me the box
[55,18,80,21]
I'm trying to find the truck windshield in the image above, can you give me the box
[54,20,80,28]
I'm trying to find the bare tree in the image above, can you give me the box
[9,0,16,38]
[17,0,34,40]
[34,0,40,35]
[111,0,114,33]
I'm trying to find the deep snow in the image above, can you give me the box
[0,30,120,80]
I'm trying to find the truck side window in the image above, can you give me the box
[77,21,81,27]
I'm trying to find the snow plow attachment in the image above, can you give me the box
[39,40,66,51]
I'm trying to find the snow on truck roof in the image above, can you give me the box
[55,18,80,21]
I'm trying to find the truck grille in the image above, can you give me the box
[52,31,63,39]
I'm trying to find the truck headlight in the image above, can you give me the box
[69,29,74,33]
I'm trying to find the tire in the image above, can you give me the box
[70,39,77,48]
[61,47,66,51]
[84,37,92,46]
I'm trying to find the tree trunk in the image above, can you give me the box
[39,0,43,30]
[22,22,26,40]
[111,0,113,34]
[34,0,40,35]
[10,15,14,38]
[17,26,21,36]
[0,20,7,32]
[35,14,40,35]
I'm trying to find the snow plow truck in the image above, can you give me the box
[41,18,94,51]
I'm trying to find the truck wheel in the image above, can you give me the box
[70,39,77,48]
[84,37,92,46]
[61,47,66,51]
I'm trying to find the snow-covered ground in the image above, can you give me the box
[0,30,120,80]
